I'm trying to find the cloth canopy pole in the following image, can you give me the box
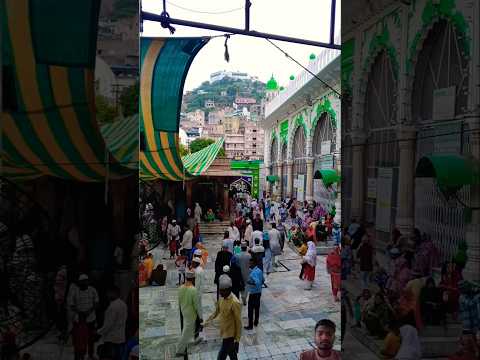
[141,12,340,49]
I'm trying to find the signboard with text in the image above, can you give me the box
[296,174,305,202]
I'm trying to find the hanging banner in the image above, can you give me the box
[230,176,252,194]
[375,168,393,232]
[296,174,305,201]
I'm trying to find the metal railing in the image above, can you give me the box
[264,37,341,119]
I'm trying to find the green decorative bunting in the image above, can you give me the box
[312,97,337,132]
[279,120,289,145]
[406,0,470,74]
[363,23,399,79]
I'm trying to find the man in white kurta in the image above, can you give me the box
[192,257,205,341]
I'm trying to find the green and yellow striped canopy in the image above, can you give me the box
[101,115,139,171]
[1,0,136,182]
[140,37,224,181]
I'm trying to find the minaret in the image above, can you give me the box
[265,74,280,102]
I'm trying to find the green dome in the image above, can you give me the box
[289,75,295,80]
[266,74,279,91]
[309,53,316,60]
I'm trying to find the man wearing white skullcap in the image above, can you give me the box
[193,249,204,267]
[176,270,201,357]
[204,273,242,359]
[192,257,205,342]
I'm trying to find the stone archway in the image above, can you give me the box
[292,126,307,201]
[412,19,470,262]
[363,49,399,240]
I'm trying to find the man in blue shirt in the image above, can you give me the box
[245,258,264,330]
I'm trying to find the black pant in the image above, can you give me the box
[195,316,202,339]
[247,293,261,327]
[217,337,238,360]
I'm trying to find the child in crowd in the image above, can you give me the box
[298,238,308,280]
[175,249,187,285]
[169,235,177,259]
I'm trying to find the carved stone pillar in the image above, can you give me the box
[395,126,417,235]
[350,131,367,221]
[286,160,294,199]
[305,157,314,202]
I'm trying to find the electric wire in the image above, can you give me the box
[166,1,243,15]
[265,38,341,98]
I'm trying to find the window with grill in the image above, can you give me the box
[363,49,399,228]
[412,20,468,123]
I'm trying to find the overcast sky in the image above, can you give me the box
[141,0,340,92]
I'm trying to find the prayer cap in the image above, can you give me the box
[219,274,232,289]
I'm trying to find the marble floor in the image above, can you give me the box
[140,234,341,360]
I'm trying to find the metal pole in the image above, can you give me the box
[142,11,341,49]
[330,0,336,45]
[245,0,251,31]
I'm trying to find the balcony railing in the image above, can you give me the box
[265,36,340,119]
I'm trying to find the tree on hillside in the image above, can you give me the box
[96,95,118,124]
[179,143,189,157]
[189,138,225,157]
[119,82,139,117]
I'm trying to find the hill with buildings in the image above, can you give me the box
[183,75,266,113]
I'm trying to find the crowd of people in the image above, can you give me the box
[138,193,341,359]
[341,219,480,359]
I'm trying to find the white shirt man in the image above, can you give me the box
[192,257,204,320]
[268,225,282,266]
[227,224,240,242]
[67,275,99,324]
[168,221,181,242]
[181,228,193,252]
[244,220,253,245]
[98,288,128,345]
[251,230,263,249]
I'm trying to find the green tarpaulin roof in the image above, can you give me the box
[416,154,480,189]
[314,169,340,187]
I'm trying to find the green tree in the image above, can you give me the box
[189,138,225,157]
[119,82,139,117]
[179,143,189,157]
[96,95,118,124]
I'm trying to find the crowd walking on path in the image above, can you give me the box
[139,192,341,359]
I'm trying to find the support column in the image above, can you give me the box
[286,160,294,199]
[395,126,416,235]
[463,121,480,282]
[265,165,272,196]
[276,163,283,201]
[186,181,193,209]
[223,184,229,219]
[305,157,314,202]
[351,131,366,221]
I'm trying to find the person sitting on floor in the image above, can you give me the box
[150,264,167,286]
[363,292,392,338]
[420,277,444,326]
[380,320,401,360]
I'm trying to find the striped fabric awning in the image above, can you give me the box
[1,0,135,182]
[101,115,139,171]
[140,37,224,181]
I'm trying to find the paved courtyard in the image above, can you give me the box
[140,233,340,360]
